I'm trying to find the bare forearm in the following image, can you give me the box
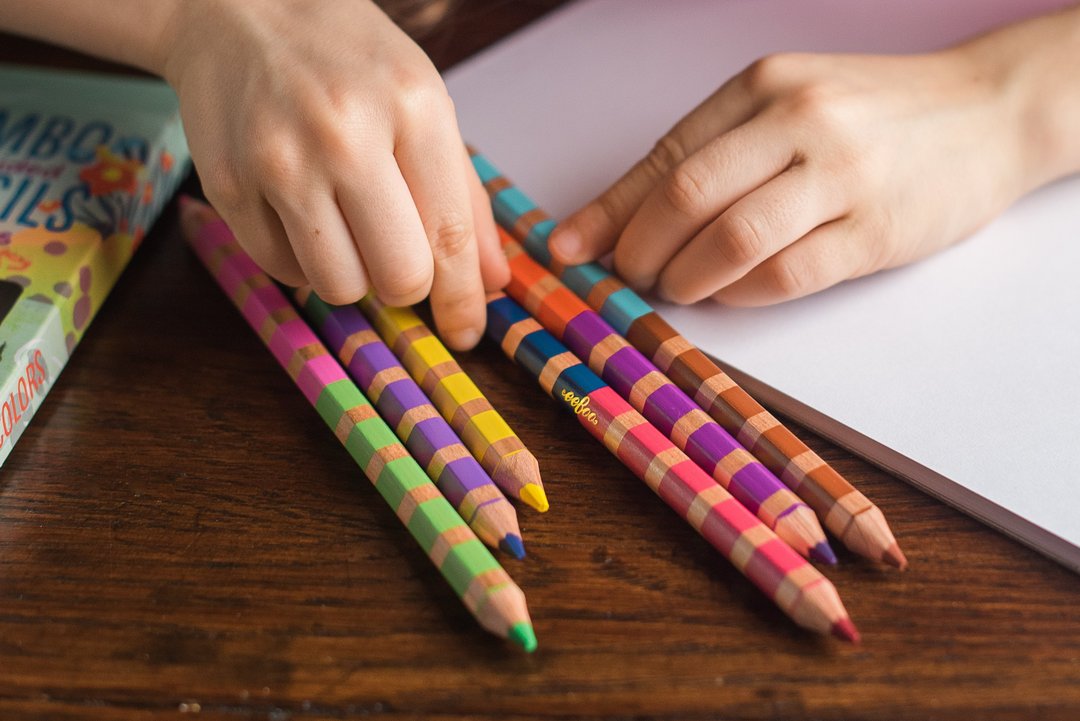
[0,0,179,74]
[961,3,1080,191]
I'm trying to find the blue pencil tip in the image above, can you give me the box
[810,541,838,566]
[500,534,526,560]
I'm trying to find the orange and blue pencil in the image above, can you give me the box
[358,295,548,512]
[181,198,536,651]
[471,149,905,568]
[295,289,526,559]
[499,231,835,564]
[487,291,857,641]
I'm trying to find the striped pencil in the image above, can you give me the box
[498,230,835,564]
[471,149,906,569]
[181,198,537,652]
[487,291,858,641]
[358,295,548,513]
[296,289,526,559]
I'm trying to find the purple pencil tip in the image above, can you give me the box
[809,541,838,566]
[499,534,526,560]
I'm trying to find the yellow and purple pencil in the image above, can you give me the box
[358,296,548,512]
[471,148,906,569]
[181,197,537,651]
[499,230,835,564]
[487,291,858,642]
[296,289,526,559]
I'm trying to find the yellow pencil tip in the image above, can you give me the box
[520,484,549,513]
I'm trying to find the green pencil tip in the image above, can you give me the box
[520,484,549,513]
[508,622,538,653]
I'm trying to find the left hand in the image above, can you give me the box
[547,48,1031,306]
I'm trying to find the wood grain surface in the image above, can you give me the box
[1,2,1078,719]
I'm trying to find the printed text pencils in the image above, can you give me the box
[358,296,548,512]
[486,292,857,642]
[181,198,537,652]
[471,149,906,569]
[499,231,835,564]
[296,289,526,559]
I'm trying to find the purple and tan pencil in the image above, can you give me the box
[181,198,536,651]
[296,289,526,559]
[500,229,835,564]
[471,148,906,569]
[357,295,548,512]
[487,291,858,642]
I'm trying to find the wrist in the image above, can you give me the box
[961,7,1080,194]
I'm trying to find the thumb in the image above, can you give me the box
[550,136,687,265]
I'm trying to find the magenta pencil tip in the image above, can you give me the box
[831,618,861,644]
[499,534,526,560]
[809,542,838,566]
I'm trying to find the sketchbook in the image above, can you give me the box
[444,0,1080,572]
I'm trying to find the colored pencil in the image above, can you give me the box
[486,291,858,641]
[295,289,526,559]
[471,148,906,569]
[497,230,835,564]
[357,295,548,513]
[180,197,537,652]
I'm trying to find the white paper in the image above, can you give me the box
[446,0,1080,571]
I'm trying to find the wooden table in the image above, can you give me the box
[2,3,1078,720]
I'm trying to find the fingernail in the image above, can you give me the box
[447,326,482,351]
[551,228,581,260]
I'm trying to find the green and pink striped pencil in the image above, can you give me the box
[295,289,526,559]
[486,291,858,642]
[181,197,537,652]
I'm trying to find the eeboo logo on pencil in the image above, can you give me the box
[560,388,599,425]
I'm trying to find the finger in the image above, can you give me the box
[465,151,509,291]
[218,197,307,287]
[550,70,766,266]
[269,187,372,306]
[613,111,798,292]
[657,164,848,304]
[711,218,868,306]
[397,110,486,350]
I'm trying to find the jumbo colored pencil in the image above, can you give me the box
[486,291,857,642]
[358,295,548,513]
[497,230,835,564]
[471,149,906,569]
[296,289,526,559]
[181,197,537,652]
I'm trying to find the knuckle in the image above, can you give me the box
[714,214,766,267]
[763,257,808,299]
[741,53,799,94]
[644,133,690,180]
[428,216,473,260]
[785,84,846,131]
[663,164,710,216]
[395,69,452,118]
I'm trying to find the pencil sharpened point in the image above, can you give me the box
[809,541,838,566]
[500,534,526,560]
[882,542,909,570]
[831,618,861,644]
[508,622,538,653]
[520,484,549,513]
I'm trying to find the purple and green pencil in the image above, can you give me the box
[295,289,526,559]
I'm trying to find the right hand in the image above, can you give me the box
[161,0,508,349]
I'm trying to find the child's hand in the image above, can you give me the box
[163,0,507,348]
[549,28,1074,307]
